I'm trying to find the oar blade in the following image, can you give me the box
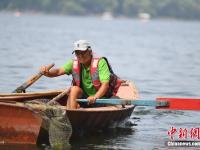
[157,97,200,110]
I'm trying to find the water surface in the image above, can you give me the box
[0,12,200,150]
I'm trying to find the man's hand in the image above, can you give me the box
[39,65,66,77]
[40,66,50,76]
[86,82,109,105]
[87,96,98,105]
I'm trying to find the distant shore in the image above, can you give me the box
[1,10,200,21]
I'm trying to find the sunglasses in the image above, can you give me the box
[74,50,88,56]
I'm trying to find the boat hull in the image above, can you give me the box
[67,105,135,135]
[0,81,139,144]
[0,103,42,144]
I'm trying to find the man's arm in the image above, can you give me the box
[87,58,110,104]
[87,82,109,104]
[40,66,66,77]
[94,82,109,99]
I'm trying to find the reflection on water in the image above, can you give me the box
[0,12,200,149]
[70,127,135,150]
[0,144,39,150]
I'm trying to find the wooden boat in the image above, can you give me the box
[0,81,139,145]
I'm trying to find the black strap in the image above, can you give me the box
[102,57,114,74]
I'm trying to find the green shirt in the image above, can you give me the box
[62,58,110,96]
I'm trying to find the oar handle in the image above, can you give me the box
[47,88,70,105]
[13,63,55,93]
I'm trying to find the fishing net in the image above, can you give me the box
[26,99,72,149]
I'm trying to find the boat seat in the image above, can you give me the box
[116,80,139,100]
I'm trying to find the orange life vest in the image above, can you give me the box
[71,57,122,97]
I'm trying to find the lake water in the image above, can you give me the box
[0,12,200,150]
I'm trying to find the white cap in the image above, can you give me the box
[72,40,91,53]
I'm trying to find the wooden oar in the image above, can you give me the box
[47,88,70,105]
[13,63,55,93]
[77,98,200,110]
[77,99,169,107]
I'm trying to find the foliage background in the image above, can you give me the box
[1,0,200,19]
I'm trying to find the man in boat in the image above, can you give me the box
[40,40,121,109]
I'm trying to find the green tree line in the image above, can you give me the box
[1,0,200,19]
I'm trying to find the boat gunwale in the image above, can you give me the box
[67,105,135,112]
[0,101,135,112]
[0,89,64,97]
